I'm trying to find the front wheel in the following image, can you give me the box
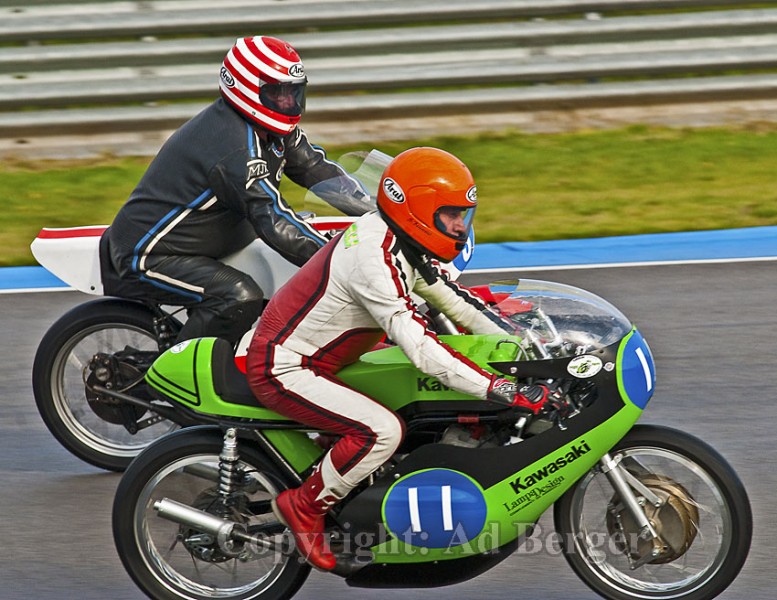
[32,298,180,471]
[113,426,310,600]
[554,424,752,600]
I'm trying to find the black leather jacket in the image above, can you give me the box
[108,98,368,274]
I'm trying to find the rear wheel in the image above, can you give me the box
[554,424,751,600]
[113,426,310,600]
[32,298,180,471]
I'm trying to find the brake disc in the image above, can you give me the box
[607,474,700,564]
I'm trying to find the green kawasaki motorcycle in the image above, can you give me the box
[112,279,751,600]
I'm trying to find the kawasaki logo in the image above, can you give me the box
[417,377,450,392]
[509,440,591,492]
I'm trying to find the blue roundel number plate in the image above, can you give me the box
[383,469,488,549]
[619,329,656,409]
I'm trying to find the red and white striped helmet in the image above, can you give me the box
[219,36,307,135]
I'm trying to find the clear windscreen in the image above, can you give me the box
[481,279,633,359]
[302,149,390,217]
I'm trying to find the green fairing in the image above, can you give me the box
[146,338,288,420]
[262,429,323,474]
[146,334,521,475]
[147,335,517,418]
[337,334,521,408]
[145,338,324,473]
[367,330,645,564]
[147,329,647,564]
[371,403,642,563]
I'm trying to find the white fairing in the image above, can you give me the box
[30,227,106,295]
[29,224,338,298]
[32,219,470,296]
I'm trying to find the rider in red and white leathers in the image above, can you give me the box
[247,147,546,571]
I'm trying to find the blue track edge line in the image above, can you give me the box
[3,226,777,291]
[0,266,68,291]
[468,226,777,271]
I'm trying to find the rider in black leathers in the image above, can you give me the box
[102,36,369,345]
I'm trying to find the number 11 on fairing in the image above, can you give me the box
[407,485,454,533]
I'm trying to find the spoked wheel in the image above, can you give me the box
[32,298,180,471]
[113,426,310,600]
[554,424,751,600]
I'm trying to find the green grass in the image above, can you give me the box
[3,124,777,267]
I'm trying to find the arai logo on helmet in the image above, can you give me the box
[288,63,305,78]
[220,66,235,88]
[466,185,478,204]
[383,177,405,203]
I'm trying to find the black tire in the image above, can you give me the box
[554,424,752,600]
[113,426,310,600]
[32,298,180,471]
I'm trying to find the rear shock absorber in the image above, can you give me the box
[218,428,241,498]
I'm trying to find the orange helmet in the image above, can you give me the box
[377,147,477,262]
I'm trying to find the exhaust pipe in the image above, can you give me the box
[154,498,373,573]
[154,498,241,539]
[153,498,277,550]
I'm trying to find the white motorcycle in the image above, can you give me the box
[30,150,474,471]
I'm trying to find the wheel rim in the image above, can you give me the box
[567,447,731,599]
[50,322,178,458]
[134,453,292,599]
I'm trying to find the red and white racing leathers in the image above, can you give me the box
[247,211,509,502]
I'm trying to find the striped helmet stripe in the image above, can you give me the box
[224,52,262,95]
[252,36,299,72]
[232,39,285,84]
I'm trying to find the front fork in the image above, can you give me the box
[599,452,667,565]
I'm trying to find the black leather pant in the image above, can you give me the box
[103,237,263,346]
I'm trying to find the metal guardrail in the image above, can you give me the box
[4,38,777,111]
[0,0,754,41]
[3,74,776,138]
[1,0,776,147]
[3,10,777,74]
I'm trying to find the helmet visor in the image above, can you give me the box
[259,80,307,117]
[433,205,476,243]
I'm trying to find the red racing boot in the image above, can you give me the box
[272,468,337,570]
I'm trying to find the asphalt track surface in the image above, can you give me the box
[1,261,774,599]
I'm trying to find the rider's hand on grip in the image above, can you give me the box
[487,376,550,415]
